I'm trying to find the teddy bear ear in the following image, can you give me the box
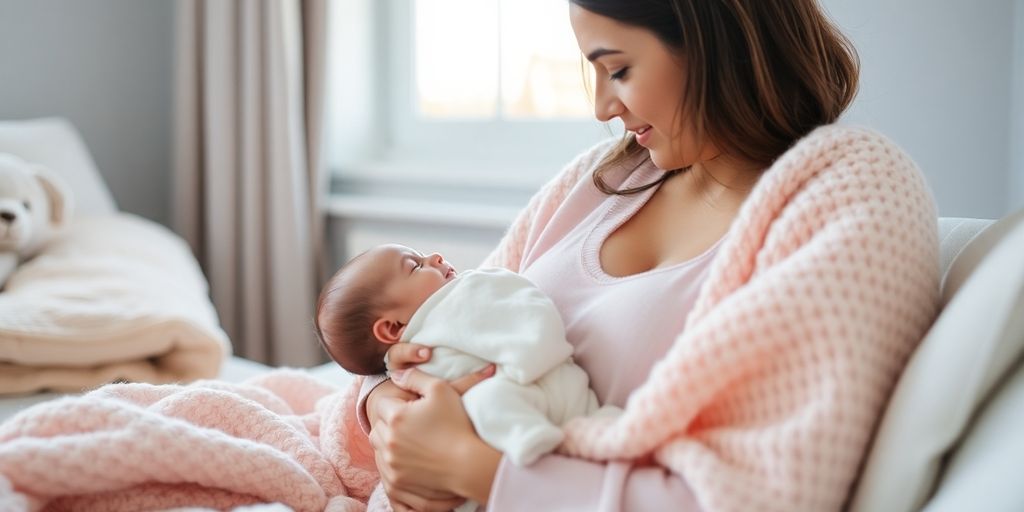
[31,165,73,228]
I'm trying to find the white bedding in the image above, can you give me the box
[0,214,231,394]
[0,357,354,422]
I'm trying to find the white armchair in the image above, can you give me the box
[851,212,1024,511]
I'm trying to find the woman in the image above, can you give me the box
[359,1,940,510]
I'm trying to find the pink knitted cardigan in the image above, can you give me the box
[483,125,941,511]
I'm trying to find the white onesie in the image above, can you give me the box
[395,267,617,467]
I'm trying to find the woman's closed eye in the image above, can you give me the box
[609,67,629,81]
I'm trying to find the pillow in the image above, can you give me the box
[0,117,117,215]
[922,352,1024,511]
[849,209,1024,512]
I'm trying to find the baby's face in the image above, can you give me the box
[366,244,458,323]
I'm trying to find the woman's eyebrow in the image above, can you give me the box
[586,47,623,62]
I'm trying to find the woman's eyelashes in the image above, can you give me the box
[609,67,629,81]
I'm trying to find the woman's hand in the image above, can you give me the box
[370,365,501,511]
[364,343,495,435]
[364,343,433,428]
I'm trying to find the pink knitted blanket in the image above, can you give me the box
[484,125,941,511]
[0,370,379,511]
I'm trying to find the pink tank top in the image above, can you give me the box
[520,166,722,408]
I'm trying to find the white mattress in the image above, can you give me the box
[0,357,354,422]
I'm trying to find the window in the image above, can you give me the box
[413,0,593,119]
[328,0,622,190]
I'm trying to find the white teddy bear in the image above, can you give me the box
[0,152,73,289]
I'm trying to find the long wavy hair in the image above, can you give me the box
[571,0,860,195]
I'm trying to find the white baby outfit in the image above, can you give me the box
[395,267,617,468]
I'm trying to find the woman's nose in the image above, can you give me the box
[594,81,624,122]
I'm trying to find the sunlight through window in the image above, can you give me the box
[414,0,593,120]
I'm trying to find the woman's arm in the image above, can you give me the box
[373,369,702,511]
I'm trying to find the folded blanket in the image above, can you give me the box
[0,214,230,394]
[0,369,378,511]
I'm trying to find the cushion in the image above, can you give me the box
[0,117,117,215]
[849,210,1024,512]
[0,213,230,394]
[922,354,1024,511]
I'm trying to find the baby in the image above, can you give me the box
[314,243,618,469]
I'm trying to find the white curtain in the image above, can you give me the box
[173,0,329,366]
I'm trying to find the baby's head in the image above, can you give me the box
[314,244,457,375]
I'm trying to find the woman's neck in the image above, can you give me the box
[683,151,763,209]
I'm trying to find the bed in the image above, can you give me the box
[0,117,353,423]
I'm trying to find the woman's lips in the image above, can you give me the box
[635,125,652,146]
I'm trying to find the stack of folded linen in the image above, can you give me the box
[0,213,230,395]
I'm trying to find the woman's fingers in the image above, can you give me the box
[391,364,495,397]
[389,368,447,396]
[386,343,432,370]
[390,501,411,512]
[371,396,409,427]
[365,380,420,429]
[374,438,467,511]
[384,483,466,512]
[448,363,496,395]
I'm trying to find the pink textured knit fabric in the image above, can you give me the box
[484,125,941,511]
[0,370,379,511]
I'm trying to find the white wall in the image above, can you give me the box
[0,0,175,225]
[824,0,1018,218]
[1011,0,1024,213]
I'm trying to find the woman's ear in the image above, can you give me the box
[372,318,405,344]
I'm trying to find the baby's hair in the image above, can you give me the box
[314,252,393,375]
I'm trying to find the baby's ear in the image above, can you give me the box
[372,318,404,344]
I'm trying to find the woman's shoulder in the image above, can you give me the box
[789,123,915,169]
[770,123,927,188]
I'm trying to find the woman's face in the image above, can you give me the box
[570,5,710,170]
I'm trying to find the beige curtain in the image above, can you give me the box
[173,0,329,366]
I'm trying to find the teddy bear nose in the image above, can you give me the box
[0,211,15,223]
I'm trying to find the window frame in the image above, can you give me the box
[330,0,619,190]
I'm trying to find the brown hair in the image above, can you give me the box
[313,253,393,375]
[571,0,860,195]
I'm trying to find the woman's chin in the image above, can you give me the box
[648,151,685,172]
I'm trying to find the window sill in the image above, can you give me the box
[325,193,520,230]
[325,159,550,230]
[335,158,557,191]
